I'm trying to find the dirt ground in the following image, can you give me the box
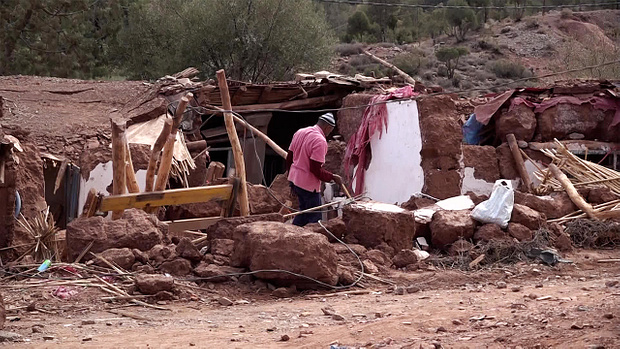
[2,249,619,349]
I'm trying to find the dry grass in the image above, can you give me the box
[16,208,61,262]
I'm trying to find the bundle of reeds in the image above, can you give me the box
[16,207,60,262]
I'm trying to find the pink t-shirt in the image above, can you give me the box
[287,125,328,192]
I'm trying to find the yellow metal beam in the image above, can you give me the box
[99,184,233,212]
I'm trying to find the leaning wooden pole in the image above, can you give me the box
[154,134,177,192]
[363,49,417,86]
[217,69,250,216]
[171,93,193,135]
[548,163,598,220]
[111,120,127,220]
[123,138,140,194]
[145,119,173,192]
[506,133,533,193]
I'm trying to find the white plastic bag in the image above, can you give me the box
[470,180,514,228]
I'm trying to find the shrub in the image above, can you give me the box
[348,54,373,68]
[560,8,573,19]
[488,59,532,79]
[391,52,429,76]
[335,43,364,57]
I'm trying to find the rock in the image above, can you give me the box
[462,145,501,183]
[511,204,546,230]
[164,202,222,221]
[448,239,474,256]
[0,331,21,342]
[206,214,285,241]
[605,281,618,288]
[394,286,406,295]
[148,244,176,265]
[193,263,243,282]
[332,314,345,321]
[436,326,447,333]
[603,313,614,319]
[155,291,174,301]
[268,174,298,210]
[66,209,165,262]
[247,184,281,214]
[362,260,379,274]
[430,210,476,249]
[514,191,576,219]
[211,239,235,257]
[94,248,135,270]
[337,266,357,285]
[474,224,510,242]
[392,249,419,268]
[218,297,233,306]
[495,104,537,142]
[343,203,416,251]
[324,140,346,179]
[587,186,618,205]
[496,281,507,289]
[363,250,391,266]
[135,274,174,295]
[495,143,519,180]
[375,242,396,259]
[401,196,436,211]
[306,218,346,243]
[422,169,462,200]
[333,243,367,256]
[132,249,149,264]
[158,258,192,276]
[135,264,155,274]
[271,287,294,298]
[538,103,607,141]
[231,222,339,288]
[280,334,290,342]
[549,223,573,252]
[507,223,533,241]
[176,238,202,262]
[406,285,421,293]
[512,286,522,292]
[452,319,463,325]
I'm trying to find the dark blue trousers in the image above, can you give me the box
[290,183,321,227]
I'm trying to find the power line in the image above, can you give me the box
[315,0,620,10]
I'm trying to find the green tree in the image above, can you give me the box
[435,46,469,78]
[117,0,335,82]
[425,7,447,45]
[446,0,478,42]
[347,10,373,42]
[364,0,399,42]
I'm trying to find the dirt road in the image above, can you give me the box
[2,250,619,348]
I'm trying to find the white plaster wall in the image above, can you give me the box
[461,167,495,196]
[361,100,424,204]
[78,161,147,216]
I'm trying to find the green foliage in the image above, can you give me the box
[488,59,532,79]
[335,43,365,57]
[347,11,373,42]
[445,0,478,42]
[117,0,335,81]
[392,51,429,77]
[424,8,448,44]
[364,0,398,42]
[435,46,469,78]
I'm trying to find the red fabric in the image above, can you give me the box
[509,97,535,111]
[344,86,417,195]
[309,159,334,182]
[285,150,293,172]
[473,90,515,125]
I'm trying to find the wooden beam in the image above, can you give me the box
[165,217,222,233]
[363,49,416,86]
[171,93,193,135]
[506,133,533,193]
[217,70,250,216]
[99,185,233,212]
[81,188,99,218]
[124,141,140,194]
[111,120,127,220]
[53,158,69,194]
[231,85,248,105]
[153,134,176,192]
[257,85,273,103]
[548,163,598,220]
[231,94,340,112]
[145,118,173,192]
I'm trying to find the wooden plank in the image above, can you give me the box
[217,70,250,216]
[124,142,140,194]
[111,120,127,219]
[165,217,222,233]
[153,134,176,192]
[145,118,173,192]
[100,185,233,212]
[231,94,340,112]
[507,133,533,193]
[81,188,99,218]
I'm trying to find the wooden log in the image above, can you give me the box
[145,118,173,192]
[123,141,140,194]
[111,120,127,220]
[362,49,417,86]
[217,70,250,216]
[171,93,193,135]
[153,134,177,192]
[548,163,598,219]
[231,94,340,112]
[99,185,233,212]
[81,188,99,218]
[53,159,69,194]
[206,162,218,182]
[507,133,533,193]
[186,140,207,153]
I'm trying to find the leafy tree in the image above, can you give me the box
[347,10,373,42]
[425,7,447,44]
[435,46,469,78]
[117,0,335,82]
[364,0,399,42]
[446,0,478,42]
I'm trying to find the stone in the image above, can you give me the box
[247,184,281,215]
[271,287,294,298]
[375,242,396,259]
[66,209,165,262]
[218,297,233,306]
[132,249,149,264]
[337,266,356,285]
[496,281,507,289]
[135,274,174,295]
[452,319,463,325]
[362,260,379,274]
[401,196,436,211]
[392,249,419,268]
[165,202,222,221]
[363,250,391,266]
[176,238,202,262]
[422,169,462,200]
[332,314,346,321]
[587,186,618,205]
[94,248,135,270]
[474,224,510,242]
[231,222,339,288]
[430,210,476,249]
[154,291,174,301]
[324,140,346,179]
[306,218,347,243]
[158,258,192,276]
[511,204,546,230]
[333,243,367,256]
[462,145,501,183]
[193,263,243,282]
[211,239,235,257]
[343,203,416,251]
[495,104,537,142]
[512,286,522,292]
[0,331,21,342]
[508,223,533,242]
[206,214,285,241]
[406,285,421,293]
[514,191,576,219]
[538,103,607,141]
[268,174,298,210]
[280,334,290,342]
[496,143,520,180]
[448,239,474,256]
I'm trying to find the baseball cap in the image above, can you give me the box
[318,112,336,127]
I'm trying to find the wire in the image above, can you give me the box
[314,0,620,10]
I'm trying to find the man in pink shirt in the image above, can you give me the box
[286,113,342,226]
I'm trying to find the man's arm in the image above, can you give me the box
[309,159,334,182]
[285,151,293,172]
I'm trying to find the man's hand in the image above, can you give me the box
[332,174,343,185]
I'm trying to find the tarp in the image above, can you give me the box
[473,90,515,125]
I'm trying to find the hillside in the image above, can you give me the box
[331,9,620,94]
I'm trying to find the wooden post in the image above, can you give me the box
[171,93,193,136]
[111,120,127,220]
[154,134,177,192]
[506,133,533,193]
[124,140,140,194]
[217,69,250,216]
[363,49,417,86]
[145,119,173,192]
[548,163,598,220]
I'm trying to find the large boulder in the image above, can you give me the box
[510,204,546,230]
[507,223,533,242]
[306,218,347,243]
[430,210,476,249]
[175,238,202,262]
[514,191,576,219]
[231,222,339,288]
[495,104,537,142]
[247,184,281,214]
[66,209,165,261]
[392,249,419,268]
[474,224,510,242]
[211,239,235,257]
[342,203,416,252]
[537,103,607,141]
[135,274,174,295]
[94,248,135,270]
[206,214,284,241]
